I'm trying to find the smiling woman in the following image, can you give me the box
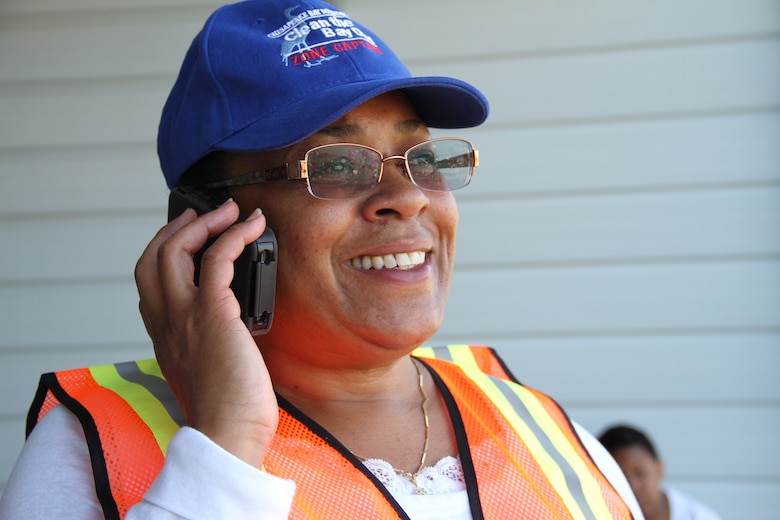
[0,1,643,519]
[217,92,461,360]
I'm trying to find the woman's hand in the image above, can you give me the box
[134,200,278,469]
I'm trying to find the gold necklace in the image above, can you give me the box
[356,358,430,493]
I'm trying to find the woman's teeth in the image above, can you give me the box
[350,251,426,270]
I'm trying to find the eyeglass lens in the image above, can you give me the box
[305,139,474,200]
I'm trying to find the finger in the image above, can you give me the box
[197,209,267,295]
[137,299,160,345]
[135,208,198,315]
[156,200,241,299]
[136,207,197,283]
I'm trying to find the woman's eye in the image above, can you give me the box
[317,157,351,174]
[409,151,437,175]
[410,151,435,166]
[326,157,350,172]
[313,156,369,186]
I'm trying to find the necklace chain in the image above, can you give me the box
[356,358,430,486]
[409,358,430,477]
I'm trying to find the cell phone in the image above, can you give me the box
[167,186,277,335]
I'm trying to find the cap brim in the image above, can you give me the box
[215,76,489,153]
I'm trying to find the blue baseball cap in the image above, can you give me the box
[157,0,489,188]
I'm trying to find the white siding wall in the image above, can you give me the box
[1,0,778,517]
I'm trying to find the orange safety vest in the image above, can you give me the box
[27,345,633,520]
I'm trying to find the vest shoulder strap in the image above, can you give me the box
[418,353,633,520]
[412,344,520,382]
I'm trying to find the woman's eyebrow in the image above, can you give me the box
[318,119,427,139]
[317,124,362,139]
[396,119,427,134]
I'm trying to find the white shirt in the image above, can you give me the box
[667,485,721,520]
[0,405,643,519]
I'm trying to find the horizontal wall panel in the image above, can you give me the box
[0,145,167,216]
[416,38,780,126]
[0,0,221,16]
[0,281,148,349]
[456,185,780,265]
[0,80,167,148]
[570,406,780,478]
[0,14,213,82]
[424,333,780,405]
[441,260,780,336]
[345,0,780,60]
[0,213,164,282]
[452,111,780,197]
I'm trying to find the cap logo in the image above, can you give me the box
[267,6,381,67]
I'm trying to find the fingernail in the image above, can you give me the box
[245,208,263,221]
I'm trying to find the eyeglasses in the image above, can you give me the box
[206,138,479,200]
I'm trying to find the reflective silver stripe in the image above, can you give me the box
[114,361,186,427]
[429,345,455,363]
[492,376,597,520]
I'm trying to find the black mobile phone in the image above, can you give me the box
[167,186,277,335]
